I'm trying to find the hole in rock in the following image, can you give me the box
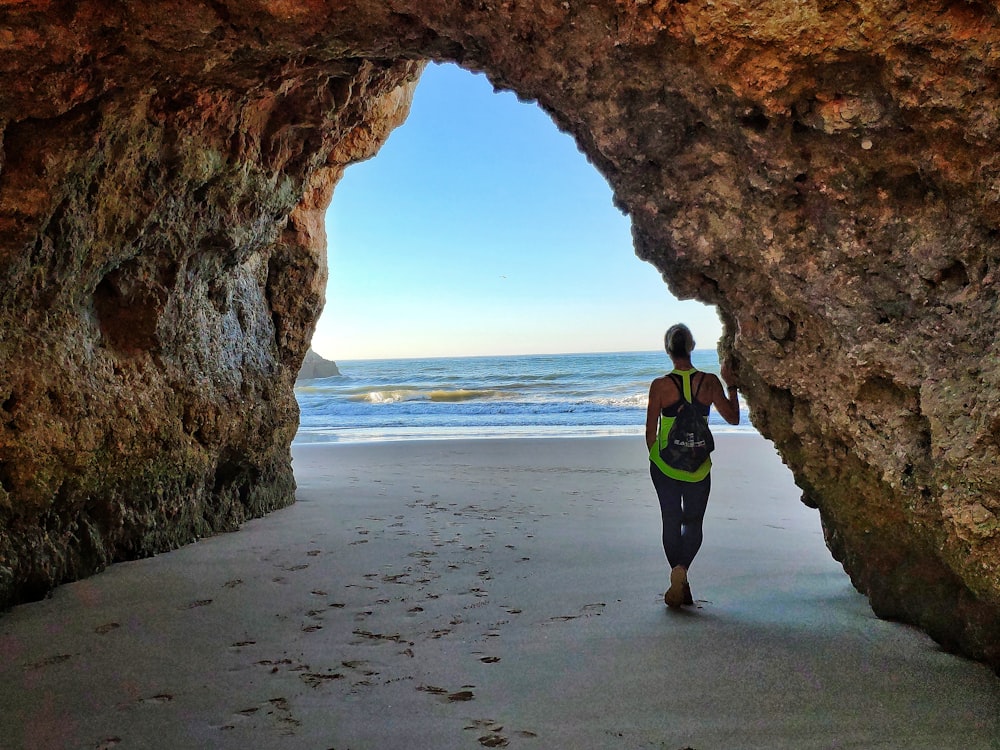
[739,107,770,132]
[304,62,728,443]
[93,274,160,353]
[934,260,969,291]
[93,257,176,354]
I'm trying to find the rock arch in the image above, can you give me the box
[1,1,999,669]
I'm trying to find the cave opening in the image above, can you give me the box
[313,62,720,363]
[300,61,726,444]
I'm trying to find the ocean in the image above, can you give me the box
[293,350,756,444]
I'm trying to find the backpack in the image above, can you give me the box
[659,372,715,473]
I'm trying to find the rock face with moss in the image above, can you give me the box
[1,1,999,668]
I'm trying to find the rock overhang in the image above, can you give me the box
[1,0,999,671]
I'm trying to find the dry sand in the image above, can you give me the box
[1,435,998,749]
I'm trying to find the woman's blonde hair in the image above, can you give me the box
[664,324,695,357]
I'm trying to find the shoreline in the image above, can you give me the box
[292,426,763,446]
[294,349,755,449]
[2,434,997,748]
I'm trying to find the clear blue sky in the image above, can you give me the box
[311,62,721,361]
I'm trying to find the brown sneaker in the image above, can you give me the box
[683,582,694,606]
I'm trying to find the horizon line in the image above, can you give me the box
[315,348,724,364]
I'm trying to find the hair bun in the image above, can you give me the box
[664,323,695,357]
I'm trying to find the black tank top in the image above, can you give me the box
[661,371,711,418]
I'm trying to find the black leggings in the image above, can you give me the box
[649,463,711,570]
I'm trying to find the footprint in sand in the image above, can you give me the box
[341,659,377,674]
[140,693,174,705]
[418,685,476,701]
[478,736,509,748]
[26,653,72,670]
[232,697,300,736]
[408,550,437,560]
[548,602,606,623]
[339,661,380,689]
[255,658,294,667]
[465,719,516,747]
[300,671,345,688]
[417,684,449,696]
[352,629,413,646]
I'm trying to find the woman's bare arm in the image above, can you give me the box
[707,371,741,425]
[646,376,681,449]
[645,379,662,450]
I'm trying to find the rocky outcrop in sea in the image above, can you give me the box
[297,350,341,381]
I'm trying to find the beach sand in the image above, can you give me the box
[1,435,998,749]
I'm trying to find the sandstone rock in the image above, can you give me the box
[297,349,341,381]
[1,1,999,670]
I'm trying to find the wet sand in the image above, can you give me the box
[1,435,998,749]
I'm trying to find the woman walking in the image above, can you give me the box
[645,324,741,608]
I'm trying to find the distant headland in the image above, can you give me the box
[297,349,341,380]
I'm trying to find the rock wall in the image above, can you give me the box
[1,1,998,668]
[0,3,421,602]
